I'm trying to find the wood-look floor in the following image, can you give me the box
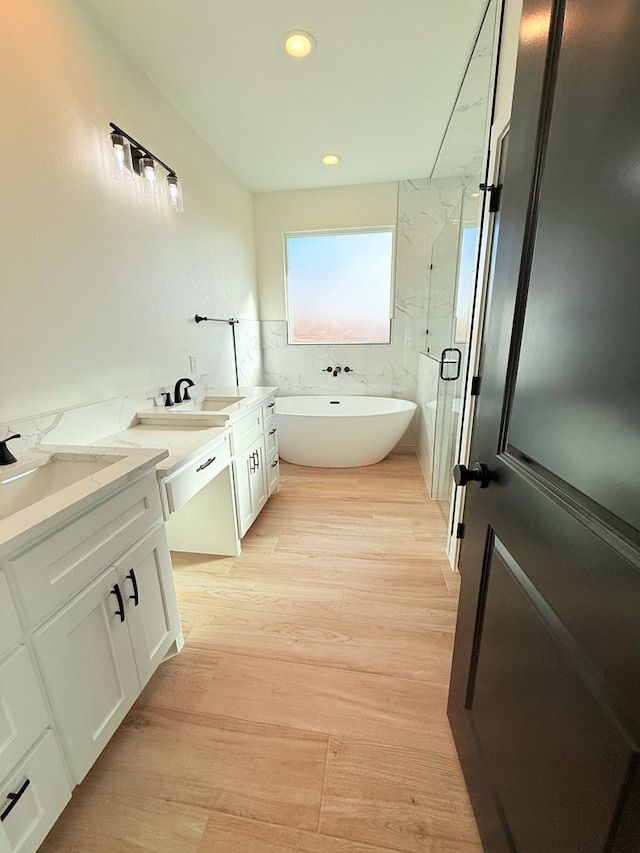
[41,453,481,853]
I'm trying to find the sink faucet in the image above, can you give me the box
[0,433,21,465]
[333,367,342,377]
[174,377,195,404]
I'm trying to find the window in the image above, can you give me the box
[284,227,395,344]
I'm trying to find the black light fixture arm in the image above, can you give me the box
[109,122,177,177]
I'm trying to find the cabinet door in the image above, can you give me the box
[0,647,49,778]
[233,445,257,537]
[116,525,181,689]
[32,568,140,784]
[250,437,268,517]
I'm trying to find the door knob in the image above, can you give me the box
[453,462,491,489]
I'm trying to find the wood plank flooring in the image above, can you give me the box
[40,453,481,853]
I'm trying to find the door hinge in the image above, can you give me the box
[456,522,465,540]
[470,375,481,396]
[479,182,503,213]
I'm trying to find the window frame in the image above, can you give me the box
[283,226,397,346]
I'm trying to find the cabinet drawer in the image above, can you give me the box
[0,730,71,853]
[0,575,21,660]
[265,425,278,459]
[230,407,263,454]
[6,472,162,628]
[0,647,49,776]
[263,398,277,429]
[267,456,280,497]
[164,437,230,514]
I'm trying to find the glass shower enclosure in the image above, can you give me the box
[421,0,499,525]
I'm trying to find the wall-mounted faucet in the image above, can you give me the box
[322,367,353,376]
[0,434,21,466]
[322,366,353,377]
[174,377,195,404]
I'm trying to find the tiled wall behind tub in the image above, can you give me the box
[262,177,466,440]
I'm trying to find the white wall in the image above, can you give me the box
[0,0,261,427]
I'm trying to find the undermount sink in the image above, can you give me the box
[137,395,247,425]
[173,396,246,412]
[0,455,122,521]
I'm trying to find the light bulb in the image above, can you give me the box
[110,132,134,181]
[139,157,162,196]
[166,174,184,213]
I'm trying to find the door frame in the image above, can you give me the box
[446,0,523,567]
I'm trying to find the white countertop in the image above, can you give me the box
[0,386,276,552]
[95,423,230,477]
[138,385,278,426]
[0,444,167,553]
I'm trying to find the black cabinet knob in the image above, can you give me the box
[453,462,491,489]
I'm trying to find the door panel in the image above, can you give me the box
[506,0,640,527]
[448,0,640,849]
[469,536,634,853]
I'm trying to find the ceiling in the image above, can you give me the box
[80,0,491,193]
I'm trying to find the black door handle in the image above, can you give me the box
[126,568,139,606]
[1,778,30,822]
[453,462,492,489]
[440,347,462,381]
[111,583,125,621]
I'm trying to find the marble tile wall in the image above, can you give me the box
[262,177,465,447]
[0,377,201,456]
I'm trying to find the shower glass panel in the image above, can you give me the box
[422,0,499,523]
[428,181,484,517]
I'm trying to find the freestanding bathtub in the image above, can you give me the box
[275,395,417,468]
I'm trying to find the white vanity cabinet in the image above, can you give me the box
[228,403,272,538]
[32,523,177,783]
[263,397,280,497]
[0,465,181,849]
[0,567,72,853]
[234,436,267,537]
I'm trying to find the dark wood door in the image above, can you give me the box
[447,0,640,850]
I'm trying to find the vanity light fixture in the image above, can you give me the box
[109,123,184,212]
[322,153,341,166]
[284,30,316,58]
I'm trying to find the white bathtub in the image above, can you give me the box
[275,395,417,468]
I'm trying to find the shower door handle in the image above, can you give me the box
[439,348,462,381]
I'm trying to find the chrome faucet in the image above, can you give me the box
[174,377,195,404]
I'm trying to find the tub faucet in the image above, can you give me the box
[174,377,195,404]
[333,367,341,377]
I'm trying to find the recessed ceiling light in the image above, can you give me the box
[284,31,315,58]
[322,153,341,166]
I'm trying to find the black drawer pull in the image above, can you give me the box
[267,401,275,408]
[111,583,125,622]
[269,428,277,436]
[126,568,139,606]
[196,456,216,472]
[1,778,30,822]
[271,459,279,468]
